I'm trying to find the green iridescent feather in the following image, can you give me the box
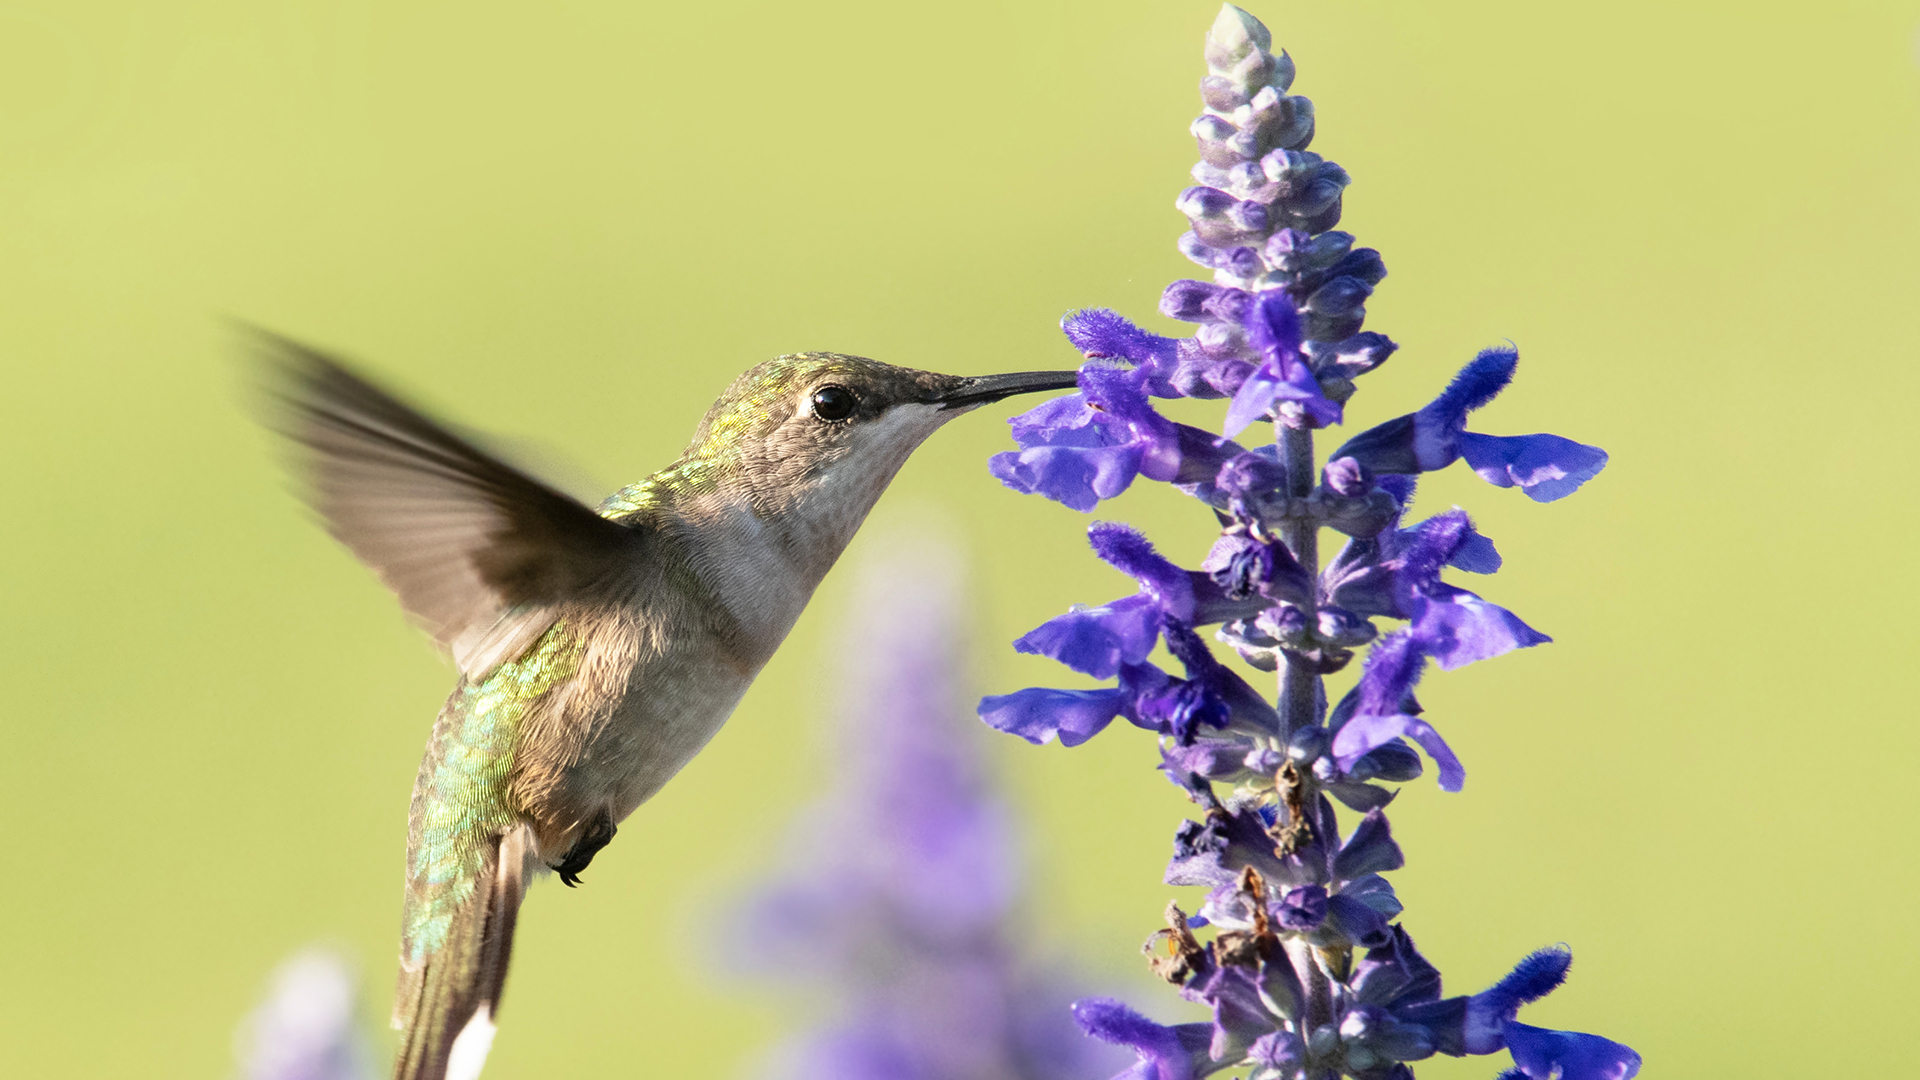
[403,622,582,964]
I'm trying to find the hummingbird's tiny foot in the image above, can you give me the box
[552,810,617,889]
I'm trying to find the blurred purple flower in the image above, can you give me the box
[725,536,1128,1080]
[233,948,374,1080]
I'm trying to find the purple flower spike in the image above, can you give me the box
[1071,998,1213,1080]
[1224,292,1341,435]
[977,9,1638,1078]
[1332,347,1607,501]
[716,545,1131,1080]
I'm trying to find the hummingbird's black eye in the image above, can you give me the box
[810,385,857,422]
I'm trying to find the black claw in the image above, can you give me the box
[552,809,617,889]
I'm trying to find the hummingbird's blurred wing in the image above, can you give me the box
[253,330,646,676]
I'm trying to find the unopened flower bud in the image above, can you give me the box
[1287,724,1329,764]
[1316,606,1377,647]
[1160,279,1225,321]
[1322,456,1372,497]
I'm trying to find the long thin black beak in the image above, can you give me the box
[932,370,1081,410]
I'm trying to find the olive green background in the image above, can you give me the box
[2,1,1915,1075]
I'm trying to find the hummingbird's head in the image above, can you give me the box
[671,352,1077,524]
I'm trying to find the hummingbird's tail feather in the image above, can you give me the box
[392,825,533,1080]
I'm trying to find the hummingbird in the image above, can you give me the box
[254,331,1077,1080]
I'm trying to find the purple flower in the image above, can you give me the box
[978,681,1136,748]
[1166,800,1321,891]
[1061,309,1185,397]
[990,365,1238,511]
[995,523,1281,747]
[234,948,374,1080]
[987,618,1273,750]
[1324,507,1554,790]
[1090,521,1201,616]
[1330,631,1467,791]
[1015,595,1166,680]
[1467,947,1643,1080]
[1010,523,1211,679]
[1463,946,1572,1054]
[1275,884,1329,930]
[1156,620,1280,739]
[1071,999,1213,1080]
[1203,526,1314,607]
[1323,502,1495,622]
[1502,1023,1643,1080]
[1388,510,1550,671]
[1312,502,1547,789]
[1333,348,1608,502]
[727,543,1129,1080]
[1223,292,1342,435]
[1073,296,1256,400]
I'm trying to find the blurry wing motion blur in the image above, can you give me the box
[251,328,644,675]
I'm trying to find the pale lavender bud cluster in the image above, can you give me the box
[1167,6,1390,406]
